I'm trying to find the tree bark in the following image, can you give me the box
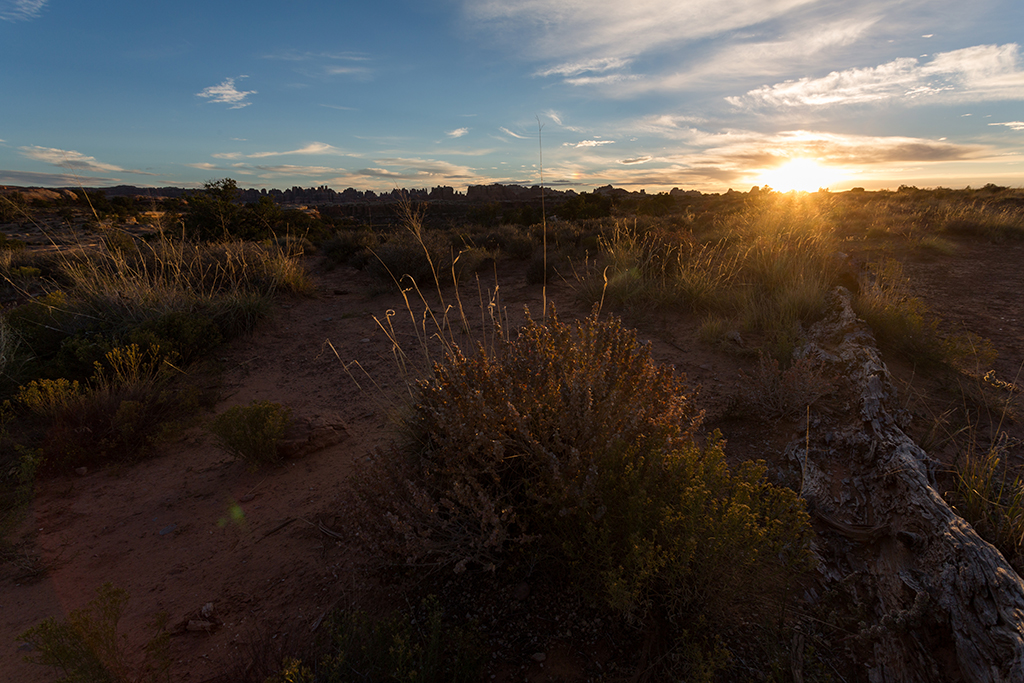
[787,287,1024,682]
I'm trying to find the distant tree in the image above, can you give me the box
[183,179,243,240]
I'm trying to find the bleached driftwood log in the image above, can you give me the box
[786,287,1024,682]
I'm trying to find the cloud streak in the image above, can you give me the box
[196,77,257,109]
[0,0,47,22]
[19,146,154,174]
[730,43,1024,109]
[468,0,819,61]
[447,128,470,138]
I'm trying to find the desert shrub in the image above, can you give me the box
[19,583,170,683]
[854,259,946,365]
[353,315,814,670]
[128,310,223,365]
[365,229,457,287]
[18,344,188,473]
[739,354,836,420]
[209,400,292,470]
[476,224,535,260]
[949,429,1024,572]
[321,229,379,265]
[269,596,484,683]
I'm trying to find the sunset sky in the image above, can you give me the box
[2,0,1023,193]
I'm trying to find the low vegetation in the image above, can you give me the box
[209,399,293,470]
[5,181,1024,681]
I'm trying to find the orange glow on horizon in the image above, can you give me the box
[751,158,844,193]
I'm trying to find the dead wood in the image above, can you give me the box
[786,287,1024,683]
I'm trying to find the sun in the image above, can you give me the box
[753,158,842,193]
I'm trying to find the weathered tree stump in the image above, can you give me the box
[786,287,1024,682]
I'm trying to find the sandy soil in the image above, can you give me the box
[2,232,1022,682]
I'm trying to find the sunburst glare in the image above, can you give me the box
[752,158,845,193]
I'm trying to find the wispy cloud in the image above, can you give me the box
[0,0,47,22]
[196,77,257,109]
[264,50,372,78]
[0,169,119,186]
[372,157,477,178]
[730,43,1024,109]
[19,145,154,174]
[467,0,820,61]
[535,57,631,78]
[619,156,652,165]
[499,127,531,140]
[990,121,1024,131]
[211,143,348,160]
[264,50,369,62]
[247,142,345,158]
[564,140,615,148]
[447,127,470,138]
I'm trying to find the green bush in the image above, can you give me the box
[353,315,813,671]
[19,583,170,683]
[17,345,188,474]
[209,400,292,470]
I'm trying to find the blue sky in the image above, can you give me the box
[2,0,1023,193]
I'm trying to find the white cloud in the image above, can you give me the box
[535,57,631,78]
[499,127,531,139]
[373,157,477,178]
[564,140,615,148]
[730,43,1024,109]
[447,127,470,138]
[990,121,1024,131]
[0,169,119,186]
[467,0,818,61]
[196,77,257,109]
[325,66,370,76]
[0,0,47,22]
[20,145,125,172]
[247,142,344,158]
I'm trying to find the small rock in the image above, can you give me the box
[201,602,214,619]
[239,493,256,503]
[159,524,176,536]
[531,652,546,662]
[187,619,215,632]
[75,467,88,476]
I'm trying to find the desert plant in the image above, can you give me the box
[854,258,945,364]
[19,582,171,683]
[950,429,1024,571]
[267,596,484,683]
[739,353,836,420]
[351,314,814,674]
[209,400,292,470]
[17,344,188,473]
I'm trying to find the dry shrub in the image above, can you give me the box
[18,344,189,474]
[351,314,814,659]
[739,354,836,420]
[19,583,170,683]
[209,400,292,470]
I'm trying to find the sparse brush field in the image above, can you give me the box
[1,183,1023,682]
